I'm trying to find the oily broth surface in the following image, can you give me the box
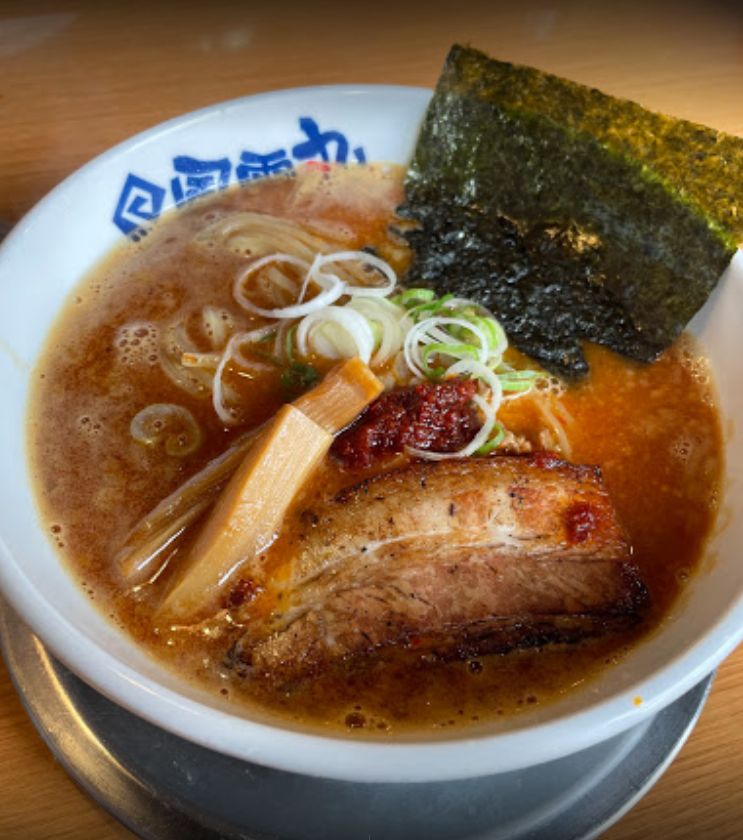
[29,167,724,735]
[29,165,405,596]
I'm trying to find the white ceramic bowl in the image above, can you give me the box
[0,86,741,783]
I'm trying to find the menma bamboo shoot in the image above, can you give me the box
[159,405,331,621]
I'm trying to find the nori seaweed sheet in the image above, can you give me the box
[400,45,742,377]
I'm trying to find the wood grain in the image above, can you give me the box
[1,1,742,837]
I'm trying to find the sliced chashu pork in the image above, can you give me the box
[236,453,647,682]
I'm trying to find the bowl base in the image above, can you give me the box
[0,596,712,840]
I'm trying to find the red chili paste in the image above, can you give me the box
[332,379,480,469]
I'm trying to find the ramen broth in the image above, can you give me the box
[28,165,724,734]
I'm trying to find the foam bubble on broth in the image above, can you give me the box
[115,321,160,367]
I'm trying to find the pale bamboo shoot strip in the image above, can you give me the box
[115,426,262,585]
[294,357,383,432]
[159,405,332,621]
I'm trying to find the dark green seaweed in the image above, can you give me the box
[401,45,742,377]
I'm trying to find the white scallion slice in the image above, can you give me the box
[130,404,202,457]
[212,330,275,426]
[403,316,491,378]
[295,306,375,364]
[346,297,410,366]
[314,250,397,298]
[200,305,234,350]
[233,253,344,319]
[229,326,277,367]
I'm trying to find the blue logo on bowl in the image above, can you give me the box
[112,117,367,236]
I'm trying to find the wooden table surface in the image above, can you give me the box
[1,1,742,837]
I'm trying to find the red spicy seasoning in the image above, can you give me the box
[332,379,481,469]
[565,501,597,544]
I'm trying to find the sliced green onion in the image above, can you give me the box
[392,288,435,307]
[404,317,490,379]
[499,369,545,393]
[405,293,455,322]
[281,361,320,400]
[476,422,506,455]
[285,324,297,363]
[421,342,480,367]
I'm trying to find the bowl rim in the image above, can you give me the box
[1,83,742,783]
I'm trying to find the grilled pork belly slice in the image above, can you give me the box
[236,454,647,682]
